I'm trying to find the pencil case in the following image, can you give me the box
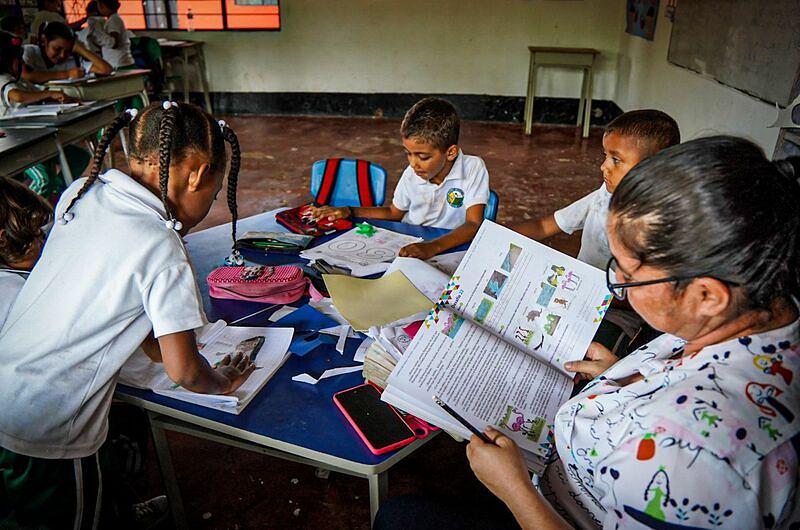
[276,204,353,238]
[207,265,309,304]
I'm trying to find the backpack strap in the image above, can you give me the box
[314,158,341,205]
[356,159,375,207]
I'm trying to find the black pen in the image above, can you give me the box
[432,395,494,444]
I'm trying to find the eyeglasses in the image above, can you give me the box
[604,257,739,300]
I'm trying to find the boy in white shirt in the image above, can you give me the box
[311,97,490,260]
[96,0,135,69]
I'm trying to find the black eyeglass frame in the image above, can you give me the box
[604,257,740,300]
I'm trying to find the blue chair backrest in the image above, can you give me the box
[309,159,387,207]
[485,189,499,221]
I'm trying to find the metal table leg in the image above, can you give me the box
[148,412,189,530]
[368,471,388,527]
[524,55,536,135]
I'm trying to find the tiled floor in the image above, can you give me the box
[131,115,606,529]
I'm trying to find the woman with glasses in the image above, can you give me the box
[377,137,800,529]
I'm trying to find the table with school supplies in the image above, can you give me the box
[0,101,117,184]
[0,126,60,178]
[44,68,151,106]
[115,209,457,528]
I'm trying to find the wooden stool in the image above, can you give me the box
[524,47,600,138]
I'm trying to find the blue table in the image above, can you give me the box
[115,209,455,528]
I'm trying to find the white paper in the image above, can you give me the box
[335,325,349,354]
[318,324,359,339]
[769,93,800,128]
[308,297,350,325]
[0,103,82,119]
[426,250,467,276]
[291,365,362,385]
[354,338,374,363]
[300,227,422,277]
[384,257,450,303]
[268,305,299,322]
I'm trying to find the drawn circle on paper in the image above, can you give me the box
[359,247,396,260]
[330,240,366,252]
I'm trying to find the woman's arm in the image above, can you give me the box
[73,41,113,75]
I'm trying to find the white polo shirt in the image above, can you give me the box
[392,151,490,229]
[0,73,39,109]
[101,13,134,68]
[0,269,27,330]
[23,44,92,75]
[0,170,206,459]
[553,184,612,270]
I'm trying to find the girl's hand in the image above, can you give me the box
[466,427,531,502]
[214,351,256,394]
[45,91,74,103]
[66,67,85,79]
[399,241,438,260]
[564,341,619,381]
[309,205,349,221]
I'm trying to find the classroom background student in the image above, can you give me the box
[23,21,112,84]
[311,97,490,260]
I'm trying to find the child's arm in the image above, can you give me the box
[7,87,75,105]
[399,203,485,260]
[22,63,84,83]
[73,41,113,75]
[157,330,255,394]
[510,214,563,241]
[310,204,406,222]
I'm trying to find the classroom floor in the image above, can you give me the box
[125,115,606,530]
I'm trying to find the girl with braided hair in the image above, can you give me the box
[0,101,248,528]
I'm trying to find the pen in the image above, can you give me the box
[432,395,494,444]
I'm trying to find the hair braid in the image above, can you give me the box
[61,110,133,218]
[158,104,178,222]
[221,123,240,248]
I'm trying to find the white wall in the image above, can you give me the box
[146,0,623,99]
[613,1,779,152]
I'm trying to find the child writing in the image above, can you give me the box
[0,102,252,528]
[311,97,490,260]
[23,21,112,84]
[0,176,51,329]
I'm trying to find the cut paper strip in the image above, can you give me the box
[318,325,360,339]
[324,271,434,331]
[354,338,373,363]
[291,365,363,385]
[269,305,299,322]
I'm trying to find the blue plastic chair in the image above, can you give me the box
[309,159,387,207]
[484,189,499,221]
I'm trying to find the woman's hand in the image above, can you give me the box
[309,205,350,221]
[214,351,256,394]
[564,341,619,381]
[466,427,532,502]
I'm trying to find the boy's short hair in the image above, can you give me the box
[400,97,460,151]
[605,109,680,154]
[0,177,52,266]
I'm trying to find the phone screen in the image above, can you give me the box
[335,384,415,451]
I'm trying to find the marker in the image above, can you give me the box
[432,395,494,444]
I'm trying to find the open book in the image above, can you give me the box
[119,320,293,414]
[0,103,84,120]
[382,221,612,472]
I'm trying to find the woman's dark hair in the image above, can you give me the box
[0,176,53,267]
[610,135,800,312]
[39,21,75,43]
[61,101,242,247]
[0,31,23,76]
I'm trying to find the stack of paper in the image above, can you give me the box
[362,341,397,389]
[0,103,82,120]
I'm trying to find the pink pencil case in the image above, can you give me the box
[207,265,308,304]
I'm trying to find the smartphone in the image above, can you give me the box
[333,383,417,455]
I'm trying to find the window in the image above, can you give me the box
[64,0,280,31]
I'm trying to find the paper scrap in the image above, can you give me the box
[335,325,349,354]
[354,338,374,363]
[323,271,434,331]
[308,297,350,325]
[384,257,450,303]
[318,325,360,339]
[291,365,362,385]
[269,305,299,322]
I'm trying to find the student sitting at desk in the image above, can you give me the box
[75,1,104,55]
[0,102,253,528]
[0,31,90,202]
[311,97,490,260]
[22,21,112,84]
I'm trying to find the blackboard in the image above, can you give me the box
[667,0,800,107]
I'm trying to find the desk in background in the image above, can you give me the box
[524,47,600,138]
[45,69,150,107]
[158,39,213,113]
[116,210,450,528]
[0,127,59,178]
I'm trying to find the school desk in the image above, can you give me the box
[158,39,213,113]
[524,46,600,138]
[0,126,59,178]
[44,69,151,107]
[115,209,454,528]
[0,101,117,184]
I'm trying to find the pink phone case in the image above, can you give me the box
[334,383,417,455]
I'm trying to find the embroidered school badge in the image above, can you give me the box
[446,188,465,208]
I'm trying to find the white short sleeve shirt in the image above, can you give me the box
[0,170,206,459]
[553,184,612,270]
[100,14,134,68]
[0,270,27,330]
[392,151,490,229]
[23,44,91,75]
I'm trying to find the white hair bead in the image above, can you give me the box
[63,212,74,221]
[162,101,171,110]
[125,108,138,118]
[173,220,183,231]
[218,119,227,130]
[164,219,175,230]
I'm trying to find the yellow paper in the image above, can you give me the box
[323,271,434,331]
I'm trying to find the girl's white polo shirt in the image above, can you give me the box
[0,170,206,459]
[392,151,490,229]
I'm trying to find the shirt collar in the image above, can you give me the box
[98,169,168,220]
[415,150,464,188]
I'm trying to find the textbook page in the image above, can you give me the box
[383,308,571,458]
[442,221,611,370]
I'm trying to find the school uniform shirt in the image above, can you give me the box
[392,151,490,229]
[0,169,206,459]
[22,44,91,75]
[99,13,134,68]
[0,269,27,330]
[76,16,108,55]
[0,73,39,108]
[553,184,611,270]
[542,319,800,529]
